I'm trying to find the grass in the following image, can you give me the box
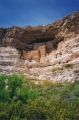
[52,64,74,72]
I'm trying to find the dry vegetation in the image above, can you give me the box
[0,74,79,120]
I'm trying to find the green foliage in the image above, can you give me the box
[52,66,64,72]
[0,74,23,101]
[52,64,74,72]
[0,74,79,120]
[0,74,6,90]
[26,98,47,120]
[7,74,23,98]
[64,64,74,69]
[0,74,8,101]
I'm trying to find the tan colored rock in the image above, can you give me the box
[0,11,79,82]
[0,11,79,49]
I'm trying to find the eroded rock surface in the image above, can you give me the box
[0,47,20,73]
[0,11,79,47]
[0,11,79,82]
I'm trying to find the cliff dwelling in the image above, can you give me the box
[22,41,53,62]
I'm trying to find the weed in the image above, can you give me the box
[52,64,74,72]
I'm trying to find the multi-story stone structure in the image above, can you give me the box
[22,41,53,62]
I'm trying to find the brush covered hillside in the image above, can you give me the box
[0,74,79,120]
[0,11,79,81]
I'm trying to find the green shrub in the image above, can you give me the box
[52,64,74,72]
[0,74,79,120]
[64,64,74,69]
[52,67,64,72]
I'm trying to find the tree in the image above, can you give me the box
[7,74,23,99]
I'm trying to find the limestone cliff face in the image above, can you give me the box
[0,11,79,48]
[0,47,20,73]
[0,11,79,82]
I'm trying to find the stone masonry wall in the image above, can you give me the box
[23,44,46,62]
[23,49,40,61]
[39,45,46,57]
[46,41,53,49]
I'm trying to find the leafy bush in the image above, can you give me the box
[0,74,79,120]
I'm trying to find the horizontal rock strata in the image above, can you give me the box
[0,11,79,82]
